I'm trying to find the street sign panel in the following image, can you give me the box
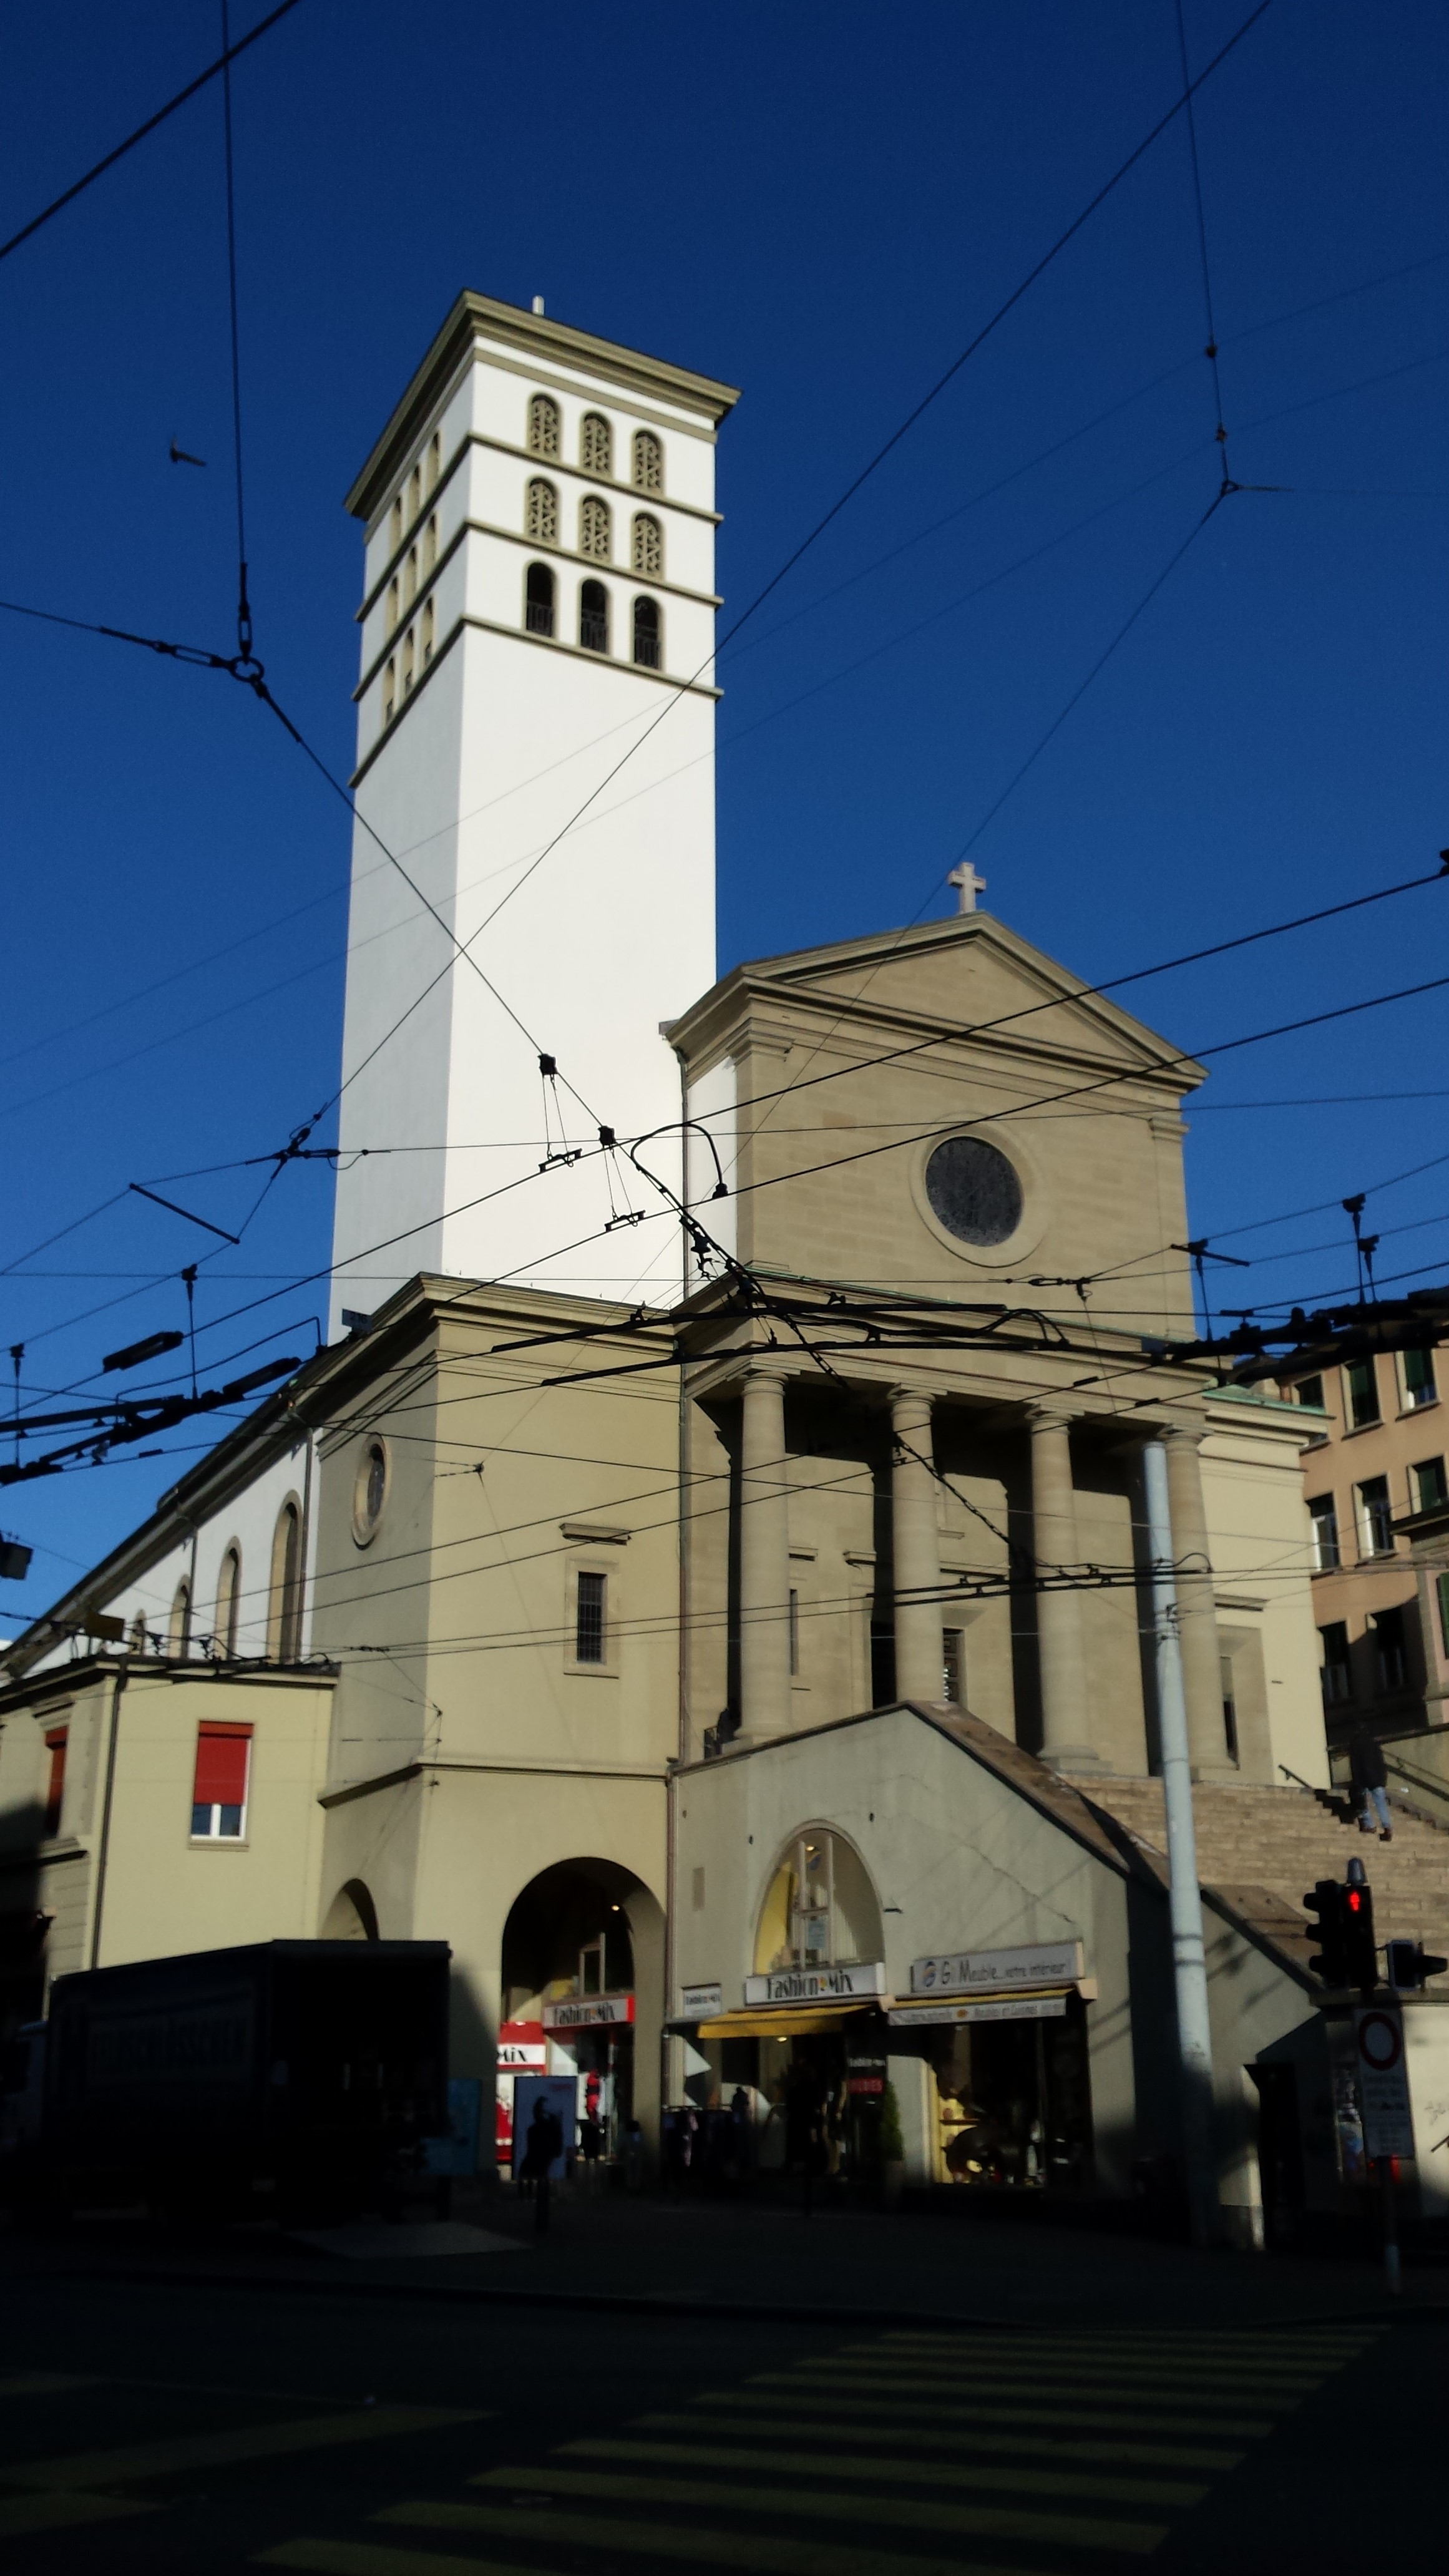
[1354,2005,1415,2159]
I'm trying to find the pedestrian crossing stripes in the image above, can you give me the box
[255,2321,1384,2576]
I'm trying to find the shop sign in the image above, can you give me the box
[541,1991,636,2031]
[680,1982,724,2019]
[743,1961,886,2006]
[1354,2005,1415,2160]
[910,1939,1083,1997]
[497,2017,545,2069]
[890,1994,1068,2027]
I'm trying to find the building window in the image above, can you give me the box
[421,599,434,666]
[580,411,612,476]
[386,577,399,637]
[788,1588,800,1677]
[579,578,609,653]
[942,1628,964,1706]
[42,1728,67,1839]
[1345,1360,1380,1430]
[214,1546,241,1656]
[1438,1573,1449,1658]
[169,1579,191,1657]
[389,496,402,550]
[268,1501,303,1662]
[427,429,441,492]
[191,1722,251,1840]
[1403,1349,1438,1411]
[527,393,560,459]
[129,1611,149,1654]
[1221,1655,1239,1764]
[525,477,559,544]
[755,1830,883,1974]
[1294,1373,1325,1418]
[870,1621,896,1709]
[525,562,555,637]
[425,512,438,572]
[1308,1494,1340,1572]
[408,464,421,524]
[1413,1456,1448,1514]
[352,1437,389,1546]
[575,1569,606,1665]
[1373,1606,1407,1694]
[631,512,663,577]
[632,595,661,670]
[383,659,396,724]
[1357,1476,1395,1558]
[633,429,663,494]
[402,630,415,695]
[1320,1621,1352,1706]
[404,545,418,607]
[580,495,612,560]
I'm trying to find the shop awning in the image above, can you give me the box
[692,2003,884,2039]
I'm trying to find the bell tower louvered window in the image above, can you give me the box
[527,393,560,458]
[580,412,612,476]
[632,429,663,494]
[579,580,609,654]
[631,514,662,578]
[632,595,661,670]
[525,479,559,544]
[580,495,612,561]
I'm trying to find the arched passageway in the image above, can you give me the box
[497,1857,663,2178]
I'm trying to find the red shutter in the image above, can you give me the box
[43,1729,68,1837]
[193,1723,251,1807]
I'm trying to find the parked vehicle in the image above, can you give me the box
[1,1939,450,2220]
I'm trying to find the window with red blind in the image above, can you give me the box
[190,1722,252,1840]
[42,1729,67,1839]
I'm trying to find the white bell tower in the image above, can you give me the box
[328,293,738,1328]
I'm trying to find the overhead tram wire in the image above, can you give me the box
[0,1,303,266]
[220,0,253,673]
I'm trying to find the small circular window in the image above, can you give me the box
[352,1438,389,1545]
[924,1136,1023,1247]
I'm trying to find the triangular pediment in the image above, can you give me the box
[673,911,1203,1088]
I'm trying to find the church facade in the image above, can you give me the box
[6,296,1446,2238]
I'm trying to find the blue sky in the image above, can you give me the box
[2,0,1447,1621]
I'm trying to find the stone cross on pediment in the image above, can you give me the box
[948,862,987,915]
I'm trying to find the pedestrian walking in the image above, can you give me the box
[522,2094,564,2232]
[1349,1719,1393,1840]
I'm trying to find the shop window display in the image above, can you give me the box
[931,1999,1091,2190]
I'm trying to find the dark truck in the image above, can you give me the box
[4,1939,449,2220]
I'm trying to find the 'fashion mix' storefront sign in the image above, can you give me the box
[743,1961,887,2006]
[541,1992,636,2031]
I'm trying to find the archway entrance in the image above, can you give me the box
[497,1858,660,2177]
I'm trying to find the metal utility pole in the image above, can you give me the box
[1142,1438,1219,2248]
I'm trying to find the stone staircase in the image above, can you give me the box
[1066,1775,1449,1973]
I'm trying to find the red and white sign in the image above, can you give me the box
[497,2017,547,2071]
[1354,2006,1415,2160]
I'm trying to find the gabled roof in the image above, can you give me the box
[667,909,1206,1092]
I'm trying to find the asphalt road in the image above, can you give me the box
[0,2242,1442,2576]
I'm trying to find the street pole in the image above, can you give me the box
[1142,1439,1218,2248]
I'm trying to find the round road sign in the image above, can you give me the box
[1357,2009,1403,2071]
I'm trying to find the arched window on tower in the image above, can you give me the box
[404,545,418,607]
[632,595,661,670]
[383,659,396,724]
[402,630,416,695]
[580,411,612,476]
[386,577,399,637]
[422,598,435,667]
[214,1546,241,1657]
[169,1579,192,1657]
[579,495,612,561]
[407,464,422,524]
[579,579,609,655]
[426,429,441,491]
[631,513,663,578]
[632,430,663,494]
[527,393,560,459]
[525,562,555,637]
[389,495,403,550]
[268,1500,303,1662]
[525,479,558,545]
[425,512,438,572]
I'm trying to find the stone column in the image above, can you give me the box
[739,1367,791,1739]
[890,1388,945,1704]
[1028,1402,1096,1770]
[1163,1425,1233,1780]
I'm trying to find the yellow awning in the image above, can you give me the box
[695,2003,882,2039]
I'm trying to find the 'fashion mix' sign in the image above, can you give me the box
[743,1961,887,2007]
[541,1992,636,2031]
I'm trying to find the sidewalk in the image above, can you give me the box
[7,2183,1442,2328]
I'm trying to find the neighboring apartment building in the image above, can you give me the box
[1284,1343,1449,1795]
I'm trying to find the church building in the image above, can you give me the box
[6,295,1448,2242]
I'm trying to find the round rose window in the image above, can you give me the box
[924,1136,1023,1247]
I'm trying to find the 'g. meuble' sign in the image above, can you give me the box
[743,1961,886,2006]
[910,1939,1083,1997]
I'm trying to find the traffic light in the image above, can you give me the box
[1344,1865,1377,1995]
[1387,1938,1449,1991]
[1305,1878,1350,1986]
